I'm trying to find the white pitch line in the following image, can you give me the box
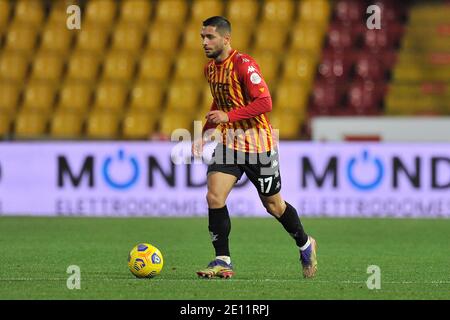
[0,278,449,285]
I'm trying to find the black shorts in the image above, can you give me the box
[207,144,281,196]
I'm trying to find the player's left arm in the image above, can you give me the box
[207,58,272,124]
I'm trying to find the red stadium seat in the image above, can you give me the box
[335,0,364,25]
[346,80,383,114]
[310,80,345,114]
[326,23,354,50]
[317,51,353,81]
[363,29,395,52]
[354,54,385,81]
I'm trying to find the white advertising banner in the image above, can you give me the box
[0,142,449,217]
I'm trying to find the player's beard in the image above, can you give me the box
[205,47,223,59]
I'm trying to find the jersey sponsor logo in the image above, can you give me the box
[250,72,262,84]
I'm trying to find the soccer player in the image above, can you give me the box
[192,16,317,279]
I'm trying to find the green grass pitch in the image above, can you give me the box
[0,216,449,300]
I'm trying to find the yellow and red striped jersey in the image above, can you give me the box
[204,49,275,153]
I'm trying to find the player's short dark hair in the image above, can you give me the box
[202,16,231,35]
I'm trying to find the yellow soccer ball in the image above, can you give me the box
[128,243,164,278]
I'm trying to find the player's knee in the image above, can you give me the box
[206,191,226,208]
[263,199,286,218]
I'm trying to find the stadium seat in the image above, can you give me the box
[50,111,84,139]
[166,81,200,112]
[298,0,331,24]
[13,0,44,26]
[191,0,224,24]
[102,50,136,82]
[226,0,259,24]
[0,113,11,137]
[317,51,352,81]
[0,50,29,82]
[85,0,117,27]
[120,0,152,25]
[22,81,56,114]
[5,22,38,51]
[57,81,92,114]
[254,23,288,52]
[354,54,385,81]
[75,23,110,53]
[310,80,345,114]
[269,111,302,140]
[363,29,395,52]
[181,21,205,51]
[48,0,79,24]
[14,110,48,138]
[40,22,74,54]
[122,110,157,139]
[147,23,181,52]
[30,51,65,82]
[228,22,254,51]
[0,0,10,32]
[86,110,120,139]
[0,81,21,115]
[250,50,280,84]
[159,112,193,137]
[290,22,325,53]
[347,80,383,114]
[66,51,100,82]
[326,23,355,50]
[261,0,295,25]
[274,80,309,113]
[154,0,188,27]
[335,0,364,25]
[173,50,207,81]
[282,51,316,83]
[129,81,164,112]
[93,81,128,113]
[138,50,172,81]
[111,22,145,52]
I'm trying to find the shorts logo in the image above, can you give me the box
[250,72,262,84]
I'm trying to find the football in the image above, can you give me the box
[128,243,164,278]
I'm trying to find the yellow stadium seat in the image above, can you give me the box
[30,51,65,82]
[173,50,207,81]
[112,22,145,52]
[120,0,152,25]
[227,0,259,24]
[22,81,56,114]
[0,81,21,115]
[93,81,128,113]
[274,80,309,113]
[0,113,11,137]
[50,111,84,139]
[14,0,44,26]
[85,0,117,26]
[129,81,164,112]
[14,110,48,138]
[40,21,74,54]
[48,0,80,24]
[392,63,423,82]
[182,21,204,51]
[250,50,280,84]
[5,22,38,51]
[76,23,110,53]
[253,23,288,52]
[0,0,10,31]
[291,22,325,53]
[138,50,172,81]
[154,0,188,26]
[191,0,224,24]
[268,111,302,139]
[0,50,29,82]
[147,23,181,51]
[123,110,157,139]
[229,23,254,51]
[102,50,136,81]
[57,81,92,114]
[166,81,200,112]
[86,110,120,139]
[282,51,316,82]
[299,0,331,24]
[261,0,295,25]
[159,112,193,137]
[66,51,100,82]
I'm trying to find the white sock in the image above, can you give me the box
[216,256,231,264]
[299,238,311,251]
